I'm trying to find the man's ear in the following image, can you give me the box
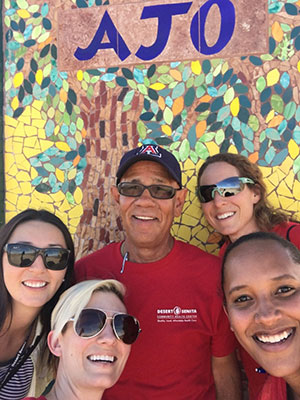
[48,331,62,357]
[111,185,120,205]
[174,188,188,218]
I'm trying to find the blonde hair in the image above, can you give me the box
[51,279,126,342]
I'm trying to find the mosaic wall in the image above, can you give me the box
[3,0,300,258]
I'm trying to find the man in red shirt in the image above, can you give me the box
[75,144,242,400]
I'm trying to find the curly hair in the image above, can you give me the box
[197,153,288,231]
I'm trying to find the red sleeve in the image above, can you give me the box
[286,224,300,249]
[211,304,237,357]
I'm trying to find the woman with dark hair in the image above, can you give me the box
[222,232,300,399]
[196,153,300,398]
[0,209,74,400]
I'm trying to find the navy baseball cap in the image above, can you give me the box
[116,145,182,188]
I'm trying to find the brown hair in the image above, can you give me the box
[197,153,288,231]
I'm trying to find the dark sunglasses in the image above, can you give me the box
[118,182,180,199]
[4,243,70,270]
[70,308,141,344]
[197,176,255,203]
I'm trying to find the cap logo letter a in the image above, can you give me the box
[138,145,162,158]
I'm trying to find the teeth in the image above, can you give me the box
[88,355,114,363]
[256,329,293,344]
[23,281,47,288]
[217,212,234,220]
[135,216,154,220]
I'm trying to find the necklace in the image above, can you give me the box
[0,322,40,391]
[120,242,129,274]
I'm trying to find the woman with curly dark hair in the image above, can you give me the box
[0,209,74,400]
[197,153,300,399]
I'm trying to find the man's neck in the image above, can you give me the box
[121,236,175,263]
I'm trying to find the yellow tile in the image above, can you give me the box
[182,174,188,186]
[277,181,293,197]
[13,136,24,143]
[22,105,31,116]
[5,153,15,171]
[18,115,31,125]
[264,179,276,195]
[24,125,38,136]
[30,167,38,179]
[206,141,220,155]
[31,107,42,119]
[6,211,19,222]
[32,100,43,111]
[177,224,191,241]
[284,170,295,191]
[181,214,198,227]
[14,121,25,137]
[279,156,293,174]
[6,177,21,192]
[15,154,31,170]
[286,201,299,212]
[183,158,196,171]
[279,195,296,210]
[68,225,76,235]
[32,191,53,203]
[55,210,68,226]
[17,195,31,209]
[60,198,72,212]
[267,191,280,208]
[260,166,272,178]
[184,203,201,218]
[32,119,46,129]
[50,191,65,202]
[23,147,41,158]
[38,129,46,139]
[16,171,31,182]
[196,159,205,170]
[20,181,33,194]
[29,197,43,210]
[5,115,18,127]
[69,217,80,227]
[288,139,299,159]
[268,171,279,186]
[6,192,18,205]
[40,139,54,152]
[74,187,83,204]
[5,201,17,211]
[7,164,18,177]
[205,244,219,255]
[24,136,39,148]
[5,126,15,138]
[293,180,300,201]
[12,142,23,154]
[69,204,83,219]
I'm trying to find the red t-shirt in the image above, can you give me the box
[75,239,236,400]
[22,397,47,400]
[257,375,286,400]
[220,221,300,399]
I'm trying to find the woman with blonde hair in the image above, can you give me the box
[24,279,141,400]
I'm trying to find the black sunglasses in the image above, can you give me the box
[197,176,255,203]
[4,243,70,270]
[70,308,141,344]
[118,182,180,199]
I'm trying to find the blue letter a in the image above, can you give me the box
[74,10,131,61]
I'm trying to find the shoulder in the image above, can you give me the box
[273,222,300,249]
[174,239,219,261]
[75,242,121,281]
